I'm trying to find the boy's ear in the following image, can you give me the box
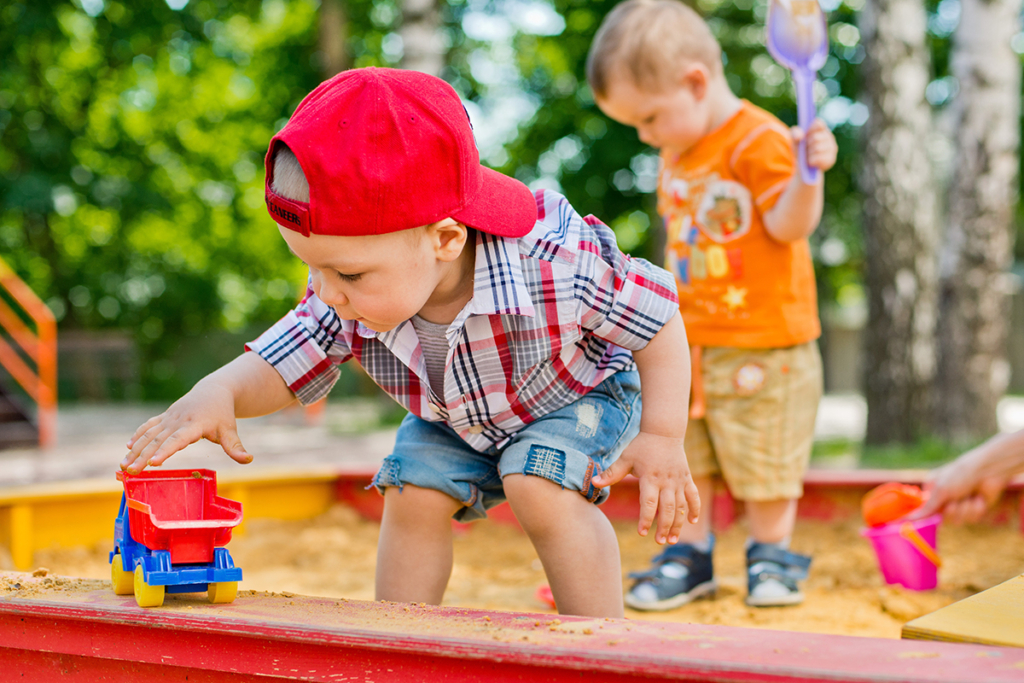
[428,219,469,262]
[679,63,709,101]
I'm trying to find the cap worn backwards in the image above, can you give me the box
[264,67,537,239]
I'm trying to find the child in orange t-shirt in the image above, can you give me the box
[588,0,837,609]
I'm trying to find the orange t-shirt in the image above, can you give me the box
[658,101,820,348]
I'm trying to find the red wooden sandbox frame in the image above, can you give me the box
[2,571,1024,683]
[1,468,1022,681]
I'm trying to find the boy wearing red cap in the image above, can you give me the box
[122,67,697,617]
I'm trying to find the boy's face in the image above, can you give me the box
[278,221,471,332]
[595,65,712,154]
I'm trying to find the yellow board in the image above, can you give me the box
[902,574,1024,647]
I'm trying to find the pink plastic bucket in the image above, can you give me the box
[861,514,942,591]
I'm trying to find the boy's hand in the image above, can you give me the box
[791,119,838,173]
[592,431,700,545]
[121,381,253,474]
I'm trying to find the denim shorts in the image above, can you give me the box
[371,369,642,522]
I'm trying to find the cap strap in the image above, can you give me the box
[266,190,311,236]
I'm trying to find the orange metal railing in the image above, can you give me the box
[0,255,57,447]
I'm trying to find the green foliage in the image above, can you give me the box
[0,0,323,398]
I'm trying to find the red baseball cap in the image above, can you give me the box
[264,67,537,239]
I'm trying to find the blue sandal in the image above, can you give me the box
[625,538,717,611]
[745,542,811,607]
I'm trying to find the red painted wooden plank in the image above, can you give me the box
[2,573,1023,682]
[336,469,1024,530]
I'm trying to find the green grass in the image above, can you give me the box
[811,436,984,469]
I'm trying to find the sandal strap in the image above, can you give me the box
[628,542,713,582]
[747,545,811,584]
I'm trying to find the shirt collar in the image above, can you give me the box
[457,230,535,322]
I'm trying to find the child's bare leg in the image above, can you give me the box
[673,475,714,543]
[503,473,623,618]
[376,484,461,604]
[745,498,798,544]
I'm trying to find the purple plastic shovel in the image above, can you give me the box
[766,0,829,184]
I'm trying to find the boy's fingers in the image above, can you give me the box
[216,427,252,464]
[592,458,629,488]
[127,416,161,448]
[654,490,678,544]
[637,482,660,537]
[148,428,201,467]
[683,479,701,523]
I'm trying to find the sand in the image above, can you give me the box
[22,503,1024,639]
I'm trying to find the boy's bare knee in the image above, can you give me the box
[504,474,585,533]
[383,484,461,521]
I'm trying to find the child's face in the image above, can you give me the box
[278,221,470,332]
[595,65,712,154]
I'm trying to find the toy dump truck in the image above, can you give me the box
[110,469,243,608]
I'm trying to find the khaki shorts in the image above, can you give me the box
[686,342,822,501]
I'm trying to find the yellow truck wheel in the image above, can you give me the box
[207,581,238,604]
[110,553,134,595]
[133,565,165,608]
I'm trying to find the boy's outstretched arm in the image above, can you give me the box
[121,352,297,474]
[763,118,838,243]
[592,313,699,544]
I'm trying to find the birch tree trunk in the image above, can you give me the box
[859,0,940,444]
[933,0,1022,443]
[319,0,349,77]
[399,0,445,76]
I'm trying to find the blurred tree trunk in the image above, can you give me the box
[933,0,1022,443]
[400,0,445,76]
[858,0,939,444]
[319,0,349,77]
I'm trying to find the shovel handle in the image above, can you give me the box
[793,68,819,185]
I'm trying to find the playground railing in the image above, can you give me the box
[0,255,57,447]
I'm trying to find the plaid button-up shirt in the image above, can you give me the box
[247,190,680,452]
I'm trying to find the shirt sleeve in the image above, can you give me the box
[245,286,352,405]
[574,213,680,351]
[730,121,796,213]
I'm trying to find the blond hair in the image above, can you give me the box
[271,144,310,203]
[586,0,722,99]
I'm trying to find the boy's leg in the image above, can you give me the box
[376,484,462,604]
[504,473,623,617]
[371,413,503,605]
[746,498,798,544]
[704,343,822,606]
[495,369,643,618]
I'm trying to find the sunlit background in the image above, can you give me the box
[3,0,1024,457]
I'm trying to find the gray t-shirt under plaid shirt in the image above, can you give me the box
[410,315,448,397]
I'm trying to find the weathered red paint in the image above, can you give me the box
[2,572,1023,683]
[336,468,1024,532]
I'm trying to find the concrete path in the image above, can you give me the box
[2,395,1023,488]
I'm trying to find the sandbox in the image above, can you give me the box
[21,500,1024,640]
